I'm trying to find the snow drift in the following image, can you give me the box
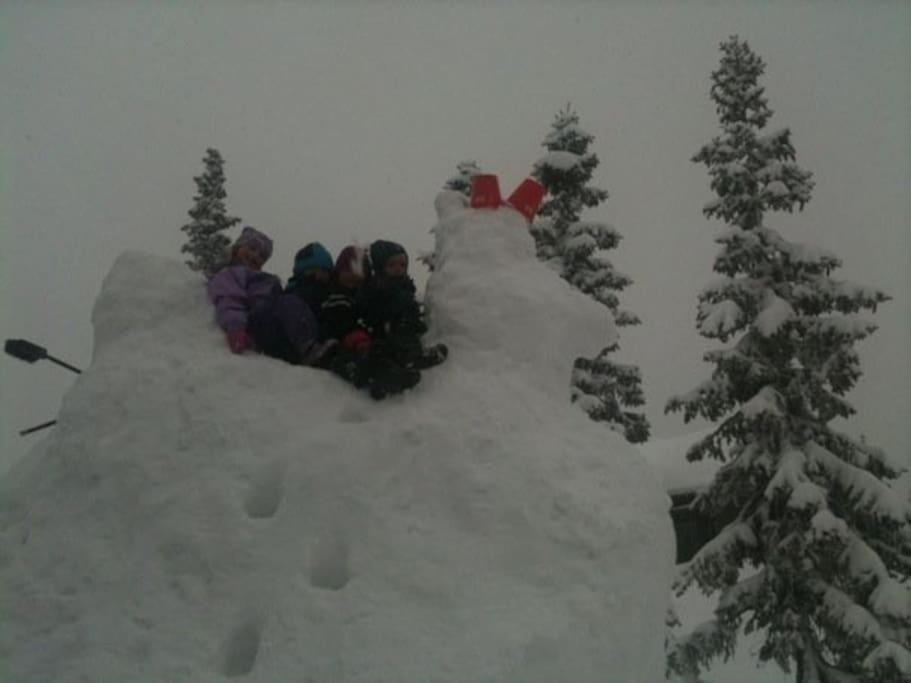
[0,193,673,682]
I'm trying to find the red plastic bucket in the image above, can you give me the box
[506,178,545,223]
[470,174,502,209]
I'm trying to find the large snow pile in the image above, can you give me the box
[0,194,673,682]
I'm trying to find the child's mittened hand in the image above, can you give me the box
[226,329,252,354]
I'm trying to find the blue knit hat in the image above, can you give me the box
[292,242,333,278]
[369,240,407,274]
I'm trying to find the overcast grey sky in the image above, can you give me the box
[2,2,909,471]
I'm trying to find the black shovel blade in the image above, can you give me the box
[5,339,48,364]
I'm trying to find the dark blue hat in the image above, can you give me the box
[292,242,333,278]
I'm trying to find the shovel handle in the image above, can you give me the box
[20,420,57,436]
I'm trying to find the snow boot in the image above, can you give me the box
[368,363,421,400]
[322,346,374,389]
[406,343,448,370]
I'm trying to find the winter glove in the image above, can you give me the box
[226,328,253,354]
[341,329,372,356]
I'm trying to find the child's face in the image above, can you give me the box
[235,245,266,271]
[383,254,408,279]
[304,268,330,283]
[337,270,363,290]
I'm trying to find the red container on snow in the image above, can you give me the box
[506,178,545,223]
[470,174,502,209]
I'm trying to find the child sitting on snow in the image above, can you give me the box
[320,245,372,351]
[359,240,448,371]
[207,227,331,365]
[284,241,333,313]
[320,245,420,400]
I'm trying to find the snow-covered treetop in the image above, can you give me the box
[185,148,237,225]
[542,105,595,154]
[533,105,608,226]
[693,37,814,231]
[710,36,771,128]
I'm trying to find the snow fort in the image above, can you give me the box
[0,191,673,682]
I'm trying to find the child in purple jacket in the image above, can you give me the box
[207,227,330,365]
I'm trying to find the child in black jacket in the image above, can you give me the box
[285,242,333,313]
[321,245,420,400]
[360,240,448,371]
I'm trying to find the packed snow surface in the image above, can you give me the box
[0,195,673,682]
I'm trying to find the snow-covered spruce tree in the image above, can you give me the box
[531,105,649,443]
[444,160,483,197]
[180,148,242,278]
[666,37,910,683]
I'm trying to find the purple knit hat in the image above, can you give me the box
[234,226,273,262]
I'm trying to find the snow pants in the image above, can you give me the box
[247,293,320,365]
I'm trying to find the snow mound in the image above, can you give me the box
[0,197,672,682]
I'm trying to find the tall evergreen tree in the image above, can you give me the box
[666,37,910,683]
[444,160,483,197]
[531,105,649,443]
[180,148,241,278]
